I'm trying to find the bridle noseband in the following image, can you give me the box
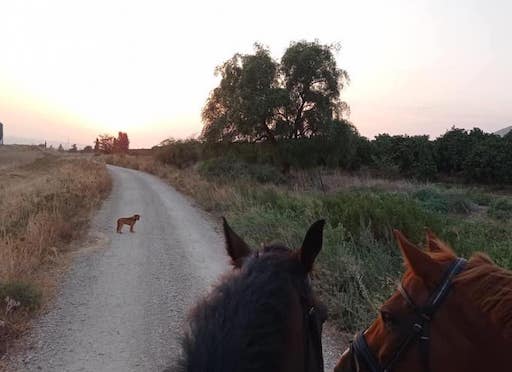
[350,257,467,372]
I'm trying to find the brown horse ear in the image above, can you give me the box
[425,228,444,253]
[300,220,325,273]
[394,230,440,279]
[222,217,251,267]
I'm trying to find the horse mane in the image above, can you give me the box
[455,252,512,338]
[176,244,307,372]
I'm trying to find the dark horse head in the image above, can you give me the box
[175,218,327,372]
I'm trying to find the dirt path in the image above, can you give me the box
[9,165,341,371]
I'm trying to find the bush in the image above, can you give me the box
[321,191,442,242]
[0,281,42,312]
[413,188,475,214]
[156,139,203,168]
[198,158,286,184]
[488,198,512,220]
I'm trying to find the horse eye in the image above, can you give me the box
[380,310,396,327]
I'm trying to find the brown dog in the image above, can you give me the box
[116,214,140,233]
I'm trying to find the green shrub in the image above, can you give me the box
[488,198,512,220]
[156,139,203,168]
[0,281,42,312]
[465,191,493,206]
[413,188,475,214]
[198,158,286,184]
[321,191,442,242]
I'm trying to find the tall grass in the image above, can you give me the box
[106,154,512,332]
[0,157,111,281]
[0,154,111,351]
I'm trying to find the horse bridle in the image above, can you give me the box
[303,276,325,372]
[349,257,467,372]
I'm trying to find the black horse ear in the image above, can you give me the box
[222,217,251,267]
[300,219,325,273]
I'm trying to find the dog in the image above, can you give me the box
[116,214,141,233]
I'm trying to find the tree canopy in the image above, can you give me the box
[95,132,130,154]
[201,41,349,143]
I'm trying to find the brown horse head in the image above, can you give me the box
[335,230,512,372]
[177,218,327,372]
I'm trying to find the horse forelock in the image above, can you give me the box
[177,246,309,372]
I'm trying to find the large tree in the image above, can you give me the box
[201,41,349,143]
[278,41,350,138]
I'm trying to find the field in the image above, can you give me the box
[0,146,111,356]
[0,145,46,171]
[105,153,512,333]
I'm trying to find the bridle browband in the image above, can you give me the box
[350,257,467,372]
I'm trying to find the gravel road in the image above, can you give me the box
[10,165,341,371]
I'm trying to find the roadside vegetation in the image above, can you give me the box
[0,148,111,356]
[107,40,512,333]
[105,153,512,332]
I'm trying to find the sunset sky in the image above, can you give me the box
[1,0,511,148]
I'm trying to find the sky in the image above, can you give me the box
[1,0,511,148]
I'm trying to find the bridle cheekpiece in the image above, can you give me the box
[349,257,467,372]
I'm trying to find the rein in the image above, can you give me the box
[350,257,467,372]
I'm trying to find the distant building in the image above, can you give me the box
[0,122,3,145]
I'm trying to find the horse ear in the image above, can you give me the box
[223,217,251,267]
[425,228,444,253]
[300,220,325,273]
[394,230,440,279]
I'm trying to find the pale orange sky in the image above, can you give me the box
[1,0,511,148]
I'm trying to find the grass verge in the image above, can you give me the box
[0,152,111,357]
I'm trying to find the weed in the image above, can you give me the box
[0,281,42,312]
[488,198,512,220]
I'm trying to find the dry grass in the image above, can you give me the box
[290,168,420,193]
[0,149,111,356]
[0,145,46,171]
[103,154,244,212]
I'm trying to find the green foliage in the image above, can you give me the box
[488,198,512,220]
[198,158,286,184]
[321,191,442,242]
[194,41,512,184]
[202,45,285,143]
[222,184,512,331]
[370,134,437,180]
[0,281,42,312]
[434,126,471,174]
[279,41,350,138]
[413,188,475,214]
[463,133,512,184]
[156,139,203,168]
[165,156,512,331]
[319,225,400,330]
[201,41,350,143]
